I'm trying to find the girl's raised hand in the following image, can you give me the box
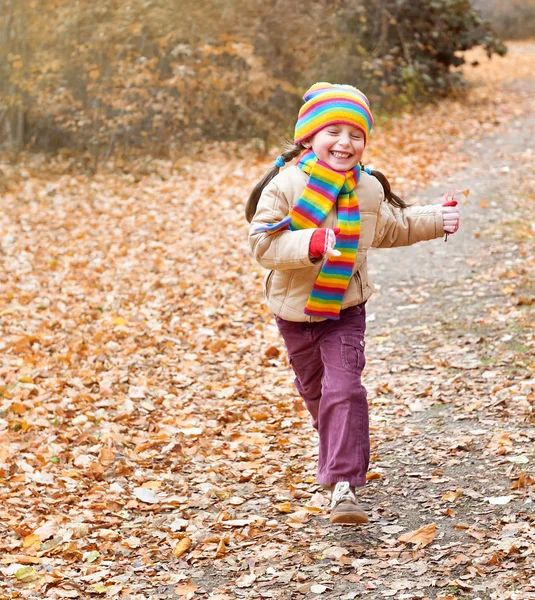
[440,189,467,238]
[441,203,460,234]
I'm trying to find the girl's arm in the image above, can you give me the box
[372,201,445,248]
[248,180,317,271]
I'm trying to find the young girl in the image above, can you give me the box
[246,82,460,525]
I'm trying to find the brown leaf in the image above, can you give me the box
[398,523,436,548]
[175,583,197,596]
[173,537,192,559]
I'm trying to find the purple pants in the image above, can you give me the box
[275,303,369,487]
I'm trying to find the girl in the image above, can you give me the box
[246,82,460,525]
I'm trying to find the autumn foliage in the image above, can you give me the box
[1,0,506,158]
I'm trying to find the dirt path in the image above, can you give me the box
[346,78,535,600]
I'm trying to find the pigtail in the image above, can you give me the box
[245,142,305,223]
[367,168,410,209]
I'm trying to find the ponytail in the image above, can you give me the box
[245,142,305,223]
[364,166,410,209]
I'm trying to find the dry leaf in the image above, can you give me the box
[173,537,192,559]
[398,523,436,548]
[133,487,160,504]
[175,583,197,596]
[323,546,349,559]
[485,495,514,505]
[235,572,256,588]
[22,534,41,550]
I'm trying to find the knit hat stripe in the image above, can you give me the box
[294,83,373,144]
[299,96,372,120]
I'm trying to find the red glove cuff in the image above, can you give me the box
[309,229,327,258]
[309,228,340,259]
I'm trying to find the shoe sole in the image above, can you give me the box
[330,512,368,525]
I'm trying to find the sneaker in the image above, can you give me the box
[329,482,368,524]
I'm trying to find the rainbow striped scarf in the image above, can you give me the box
[257,150,360,320]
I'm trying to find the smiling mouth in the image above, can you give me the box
[331,151,352,159]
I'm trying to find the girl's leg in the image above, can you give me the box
[316,304,369,488]
[275,316,324,428]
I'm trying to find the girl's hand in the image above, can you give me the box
[441,203,460,234]
[440,189,467,237]
[309,228,341,259]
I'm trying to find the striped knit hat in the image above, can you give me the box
[294,82,373,145]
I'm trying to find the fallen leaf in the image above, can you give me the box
[175,583,197,596]
[173,537,192,559]
[323,546,349,559]
[485,495,515,505]
[84,550,101,563]
[15,566,39,582]
[235,572,256,588]
[311,584,328,594]
[133,487,160,504]
[398,523,436,548]
[22,534,41,550]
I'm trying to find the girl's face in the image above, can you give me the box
[307,123,365,171]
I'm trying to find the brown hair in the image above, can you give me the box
[363,166,410,209]
[245,147,409,223]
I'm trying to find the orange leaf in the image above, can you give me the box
[22,534,41,550]
[274,501,292,513]
[10,402,27,415]
[398,523,436,548]
[175,583,197,596]
[441,489,462,502]
[366,472,382,481]
[173,537,192,559]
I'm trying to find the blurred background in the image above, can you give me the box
[0,0,533,164]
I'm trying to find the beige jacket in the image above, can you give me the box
[249,165,444,322]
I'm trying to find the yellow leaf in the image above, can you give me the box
[113,317,127,326]
[15,566,39,582]
[274,501,292,513]
[173,537,192,558]
[22,534,41,550]
[398,523,436,548]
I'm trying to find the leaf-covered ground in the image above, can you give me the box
[1,42,534,600]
